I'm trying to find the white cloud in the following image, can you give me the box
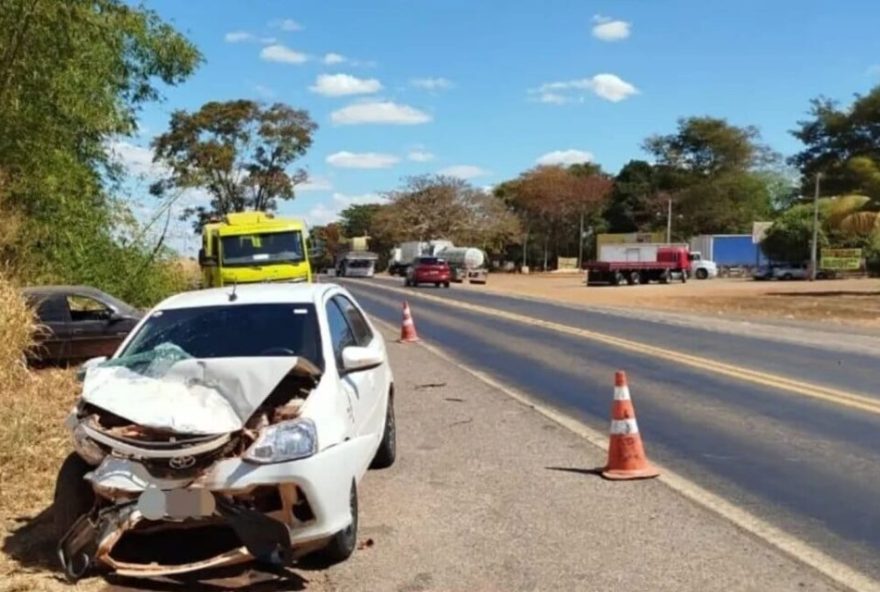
[592,15,631,42]
[297,176,333,192]
[531,73,638,104]
[411,77,453,91]
[260,44,309,64]
[407,150,435,162]
[254,84,276,99]
[306,192,386,225]
[225,31,254,43]
[323,53,346,65]
[309,74,382,97]
[438,165,489,179]
[326,151,400,169]
[536,149,595,166]
[331,101,432,125]
[273,19,303,32]
[108,140,167,178]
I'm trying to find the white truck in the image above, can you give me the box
[335,251,379,278]
[436,246,488,284]
[598,243,718,280]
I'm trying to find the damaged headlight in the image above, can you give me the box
[244,418,317,464]
[72,423,107,465]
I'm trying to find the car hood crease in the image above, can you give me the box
[81,357,306,435]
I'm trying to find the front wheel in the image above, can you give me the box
[319,480,358,564]
[54,453,95,541]
[696,268,708,280]
[371,393,396,469]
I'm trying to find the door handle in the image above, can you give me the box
[72,329,84,335]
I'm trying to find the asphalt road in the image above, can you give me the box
[339,276,880,583]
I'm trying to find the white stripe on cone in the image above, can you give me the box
[613,386,631,401]
[610,418,639,435]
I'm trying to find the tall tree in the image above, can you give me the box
[791,87,880,234]
[604,160,666,232]
[151,100,317,230]
[371,175,520,255]
[340,203,383,237]
[642,117,778,236]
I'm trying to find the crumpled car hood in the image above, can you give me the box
[81,357,302,435]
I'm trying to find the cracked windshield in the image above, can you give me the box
[3,1,880,592]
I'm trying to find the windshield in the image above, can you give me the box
[120,304,322,368]
[221,231,304,267]
[418,257,444,266]
[347,259,374,268]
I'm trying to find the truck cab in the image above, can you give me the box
[687,251,718,280]
[199,212,312,287]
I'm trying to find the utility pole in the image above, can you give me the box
[578,211,585,268]
[666,198,672,243]
[810,172,822,281]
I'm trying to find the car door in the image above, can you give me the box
[325,297,367,434]
[333,295,384,436]
[65,294,119,361]
[31,294,72,363]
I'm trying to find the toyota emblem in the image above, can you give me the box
[168,455,196,470]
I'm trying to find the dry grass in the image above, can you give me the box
[0,276,98,592]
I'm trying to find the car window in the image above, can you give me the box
[333,296,373,347]
[326,299,357,364]
[29,295,69,323]
[67,295,111,322]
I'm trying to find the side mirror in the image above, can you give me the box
[341,346,384,373]
[76,356,108,382]
[107,311,125,324]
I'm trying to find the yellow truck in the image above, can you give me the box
[198,211,312,287]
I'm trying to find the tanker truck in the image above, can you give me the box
[436,246,488,284]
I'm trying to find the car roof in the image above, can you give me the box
[155,282,340,310]
[22,285,137,313]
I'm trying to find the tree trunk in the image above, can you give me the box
[578,211,585,268]
[543,234,549,272]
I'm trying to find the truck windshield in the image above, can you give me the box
[221,231,304,267]
[120,304,323,369]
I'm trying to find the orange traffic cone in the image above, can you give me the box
[398,301,420,343]
[602,371,660,480]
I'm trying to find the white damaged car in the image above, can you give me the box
[54,283,396,581]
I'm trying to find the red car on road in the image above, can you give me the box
[405,257,451,288]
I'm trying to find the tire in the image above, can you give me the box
[782,273,793,281]
[435,282,440,287]
[443,282,450,288]
[659,270,670,284]
[53,453,95,540]
[371,393,396,469]
[320,480,358,564]
[627,271,641,286]
[680,270,687,283]
[612,271,625,286]
[696,268,708,280]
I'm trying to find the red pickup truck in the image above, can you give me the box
[584,246,690,286]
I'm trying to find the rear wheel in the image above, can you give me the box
[319,480,358,564]
[435,282,440,287]
[680,270,688,283]
[443,282,450,288]
[612,271,625,286]
[627,271,641,286]
[659,270,670,284]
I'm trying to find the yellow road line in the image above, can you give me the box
[361,281,880,416]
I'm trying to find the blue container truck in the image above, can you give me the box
[689,235,767,268]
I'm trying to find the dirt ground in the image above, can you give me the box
[465,273,880,328]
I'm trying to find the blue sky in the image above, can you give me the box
[118,0,880,251]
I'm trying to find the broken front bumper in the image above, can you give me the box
[60,434,377,580]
